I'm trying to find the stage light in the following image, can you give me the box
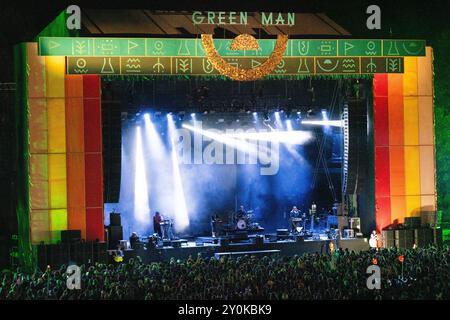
[274,111,283,129]
[253,112,257,116]
[134,126,150,226]
[191,113,196,117]
[301,119,343,127]
[286,119,293,131]
[225,130,312,145]
[167,118,190,231]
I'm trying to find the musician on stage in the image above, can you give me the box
[236,205,246,220]
[129,232,140,249]
[289,206,300,233]
[211,214,221,238]
[153,211,162,237]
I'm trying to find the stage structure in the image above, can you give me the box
[13,10,437,268]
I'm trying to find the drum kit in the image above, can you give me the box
[235,210,262,231]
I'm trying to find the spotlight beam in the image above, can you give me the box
[134,127,150,226]
[301,120,343,127]
[168,118,190,231]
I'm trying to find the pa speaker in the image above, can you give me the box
[382,229,395,248]
[109,212,121,226]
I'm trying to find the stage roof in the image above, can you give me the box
[81,10,351,37]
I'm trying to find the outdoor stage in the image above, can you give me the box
[120,235,370,263]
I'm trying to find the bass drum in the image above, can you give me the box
[237,219,247,230]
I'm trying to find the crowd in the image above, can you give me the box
[1,246,449,300]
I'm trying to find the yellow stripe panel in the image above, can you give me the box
[404,146,421,195]
[417,47,433,96]
[403,57,418,96]
[48,154,67,209]
[405,195,421,218]
[47,98,66,153]
[419,145,436,195]
[45,56,65,98]
[403,97,419,145]
[50,209,68,243]
[418,96,434,145]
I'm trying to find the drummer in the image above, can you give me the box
[236,205,246,220]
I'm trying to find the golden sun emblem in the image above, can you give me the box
[201,33,288,81]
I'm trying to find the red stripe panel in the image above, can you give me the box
[82,75,101,99]
[85,153,103,208]
[83,98,102,153]
[375,146,391,198]
[86,208,104,241]
[373,96,389,146]
[373,74,388,97]
[375,197,391,233]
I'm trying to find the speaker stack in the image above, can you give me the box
[382,229,396,248]
[395,229,414,249]
[107,212,123,250]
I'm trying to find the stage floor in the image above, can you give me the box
[122,234,370,263]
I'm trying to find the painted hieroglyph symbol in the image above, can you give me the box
[74,58,88,73]
[101,58,115,73]
[316,59,339,72]
[201,34,288,81]
[125,58,141,73]
[365,41,377,55]
[152,58,165,73]
[297,58,310,73]
[202,59,215,73]
[365,58,377,73]
[298,41,309,56]
[402,41,424,55]
[342,58,357,72]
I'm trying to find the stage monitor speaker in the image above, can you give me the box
[109,212,121,226]
[219,238,229,246]
[276,229,289,236]
[382,229,395,248]
[254,235,264,246]
[230,231,249,242]
[61,230,81,243]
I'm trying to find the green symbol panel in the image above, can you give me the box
[338,40,382,56]
[41,37,426,58]
[67,56,404,76]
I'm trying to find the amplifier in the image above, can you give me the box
[61,230,81,243]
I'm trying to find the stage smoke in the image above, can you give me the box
[168,117,190,231]
[134,126,151,228]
